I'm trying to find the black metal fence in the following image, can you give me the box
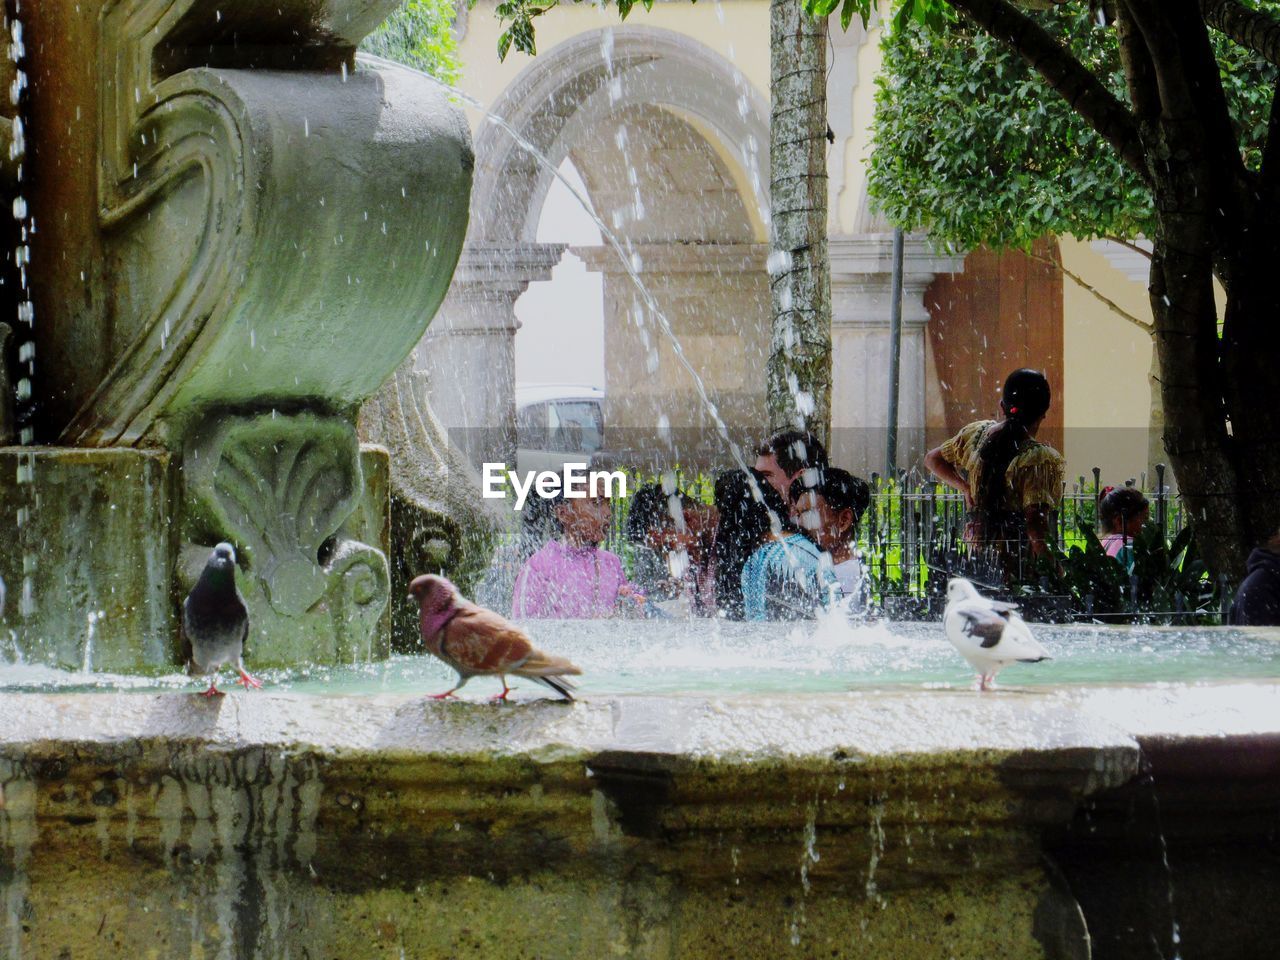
[865,465,1170,581]
[495,463,1222,622]
[859,463,1225,621]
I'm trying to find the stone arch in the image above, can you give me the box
[423,27,775,467]
[469,26,770,244]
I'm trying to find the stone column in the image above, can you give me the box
[417,242,566,468]
[829,235,965,475]
[574,242,770,469]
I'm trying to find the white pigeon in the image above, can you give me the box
[943,578,1051,691]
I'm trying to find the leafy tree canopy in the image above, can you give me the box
[484,0,1276,253]
[868,2,1277,249]
[362,0,462,83]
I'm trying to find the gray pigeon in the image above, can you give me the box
[183,542,260,696]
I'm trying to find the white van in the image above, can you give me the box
[515,384,606,474]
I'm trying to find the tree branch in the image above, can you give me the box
[1115,2,1160,126]
[1200,0,1280,68]
[1126,0,1253,236]
[946,0,1150,182]
[1104,235,1153,259]
[1025,249,1153,334]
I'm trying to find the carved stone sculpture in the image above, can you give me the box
[0,0,472,668]
[182,412,391,665]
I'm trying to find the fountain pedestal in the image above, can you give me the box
[0,0,472,667]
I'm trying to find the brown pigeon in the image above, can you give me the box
[408,573,582,701]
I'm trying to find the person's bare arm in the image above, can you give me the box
[924,446,973,508]
[1024,505,1054,560]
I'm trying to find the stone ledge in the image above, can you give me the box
[6,683,1279,758]
[3,686,1277,958]
[0,688,1155,759]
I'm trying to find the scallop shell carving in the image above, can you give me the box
[184,412,363,615]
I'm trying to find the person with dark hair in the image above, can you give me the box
[1229,531,1280,626]
[790,467,871,610]
[512,493,646,619]
[624,482,716,614]
[712,469,772,619]
[924,369,1064,579]
[1098,485,1150,572]
[721,470,841,621]
[754,429,829,500]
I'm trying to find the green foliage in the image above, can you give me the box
[1030,519,1220,623]
[488,0,654,61]
[869,3,1279,249]
[362,0,462,83]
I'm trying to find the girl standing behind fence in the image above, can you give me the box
[1098,486,1150,573]
[924,369,1065,582]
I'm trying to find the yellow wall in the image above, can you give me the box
[839,14,884,233]
[1058,237,1156,484]
[457,1,772,129]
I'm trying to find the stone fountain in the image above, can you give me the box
[4,6,1280,960]
[0,0,473,668]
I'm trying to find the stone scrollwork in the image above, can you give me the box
[57,0,471,447]
[183,411,390,665]
[13,0,471,666]
[324,539,393,663]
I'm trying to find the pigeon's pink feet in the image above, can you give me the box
[201,682,225,698]
[489,679,512,703]
[978,674,995,692]
[237,669,262,690]
[429,690,458,700]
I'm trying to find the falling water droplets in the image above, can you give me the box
[865,798,887,909]
[8,7,38,621]
[766,248,792,276]
[600,30,614,71]
[790,803,820,946]
[396,66,802,556]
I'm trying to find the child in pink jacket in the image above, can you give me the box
[512,494,644,618]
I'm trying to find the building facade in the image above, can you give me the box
[419,0,1161,487]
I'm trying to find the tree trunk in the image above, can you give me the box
[942,0,1280,582]
[767,0,832,443]
[1219,247,1280,559]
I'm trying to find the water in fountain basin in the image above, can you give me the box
[2,619,1278,695]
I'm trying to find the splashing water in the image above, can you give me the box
[7,11,37,625]
[3,621,1280,695]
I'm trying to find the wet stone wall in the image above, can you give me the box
[0,692,1155,960]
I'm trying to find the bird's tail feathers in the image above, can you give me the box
[530,674,577,700]
[1018,656,1051,663]
[516,651,584,677]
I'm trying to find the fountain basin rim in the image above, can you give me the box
[2,683,1276,763]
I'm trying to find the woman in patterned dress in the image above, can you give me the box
[924,369,1064,582]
